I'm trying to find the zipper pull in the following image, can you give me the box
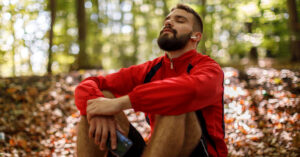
[170,59,174,69]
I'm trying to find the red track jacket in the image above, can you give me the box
[74,49,228,156]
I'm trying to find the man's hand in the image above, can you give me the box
[86,95,132,121]
[88,116,124,150]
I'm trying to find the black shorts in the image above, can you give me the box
[107,124,146,157]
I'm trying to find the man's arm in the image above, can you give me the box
[128,63,224,115]
[74,61,153,115]
[85,63,223,116]
[86,95,132,120]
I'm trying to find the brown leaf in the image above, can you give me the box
[27,87,38,97]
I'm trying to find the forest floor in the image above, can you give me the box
[0,67,299,156]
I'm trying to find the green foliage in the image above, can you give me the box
[0,0,296,77]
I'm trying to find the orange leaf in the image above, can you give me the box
[224,138,229,143]
[6,88,17,94]
[240,99,244,105]
[9,139,16,146]
[65,94,72,99]
[71,113,79,118]
[236,141,243,147]
[250,136,259,141]
[225,117,235,123]
[276,123,283,129]
[238,126,248,135]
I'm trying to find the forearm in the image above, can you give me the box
[75,80,105,115]
[117,95,132,110]
[102,90,132,110]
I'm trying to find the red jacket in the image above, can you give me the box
[75,49,228,156]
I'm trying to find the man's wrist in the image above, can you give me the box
[117,95,132,110]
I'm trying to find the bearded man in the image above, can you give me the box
[75,3,228,157]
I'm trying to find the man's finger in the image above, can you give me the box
[94,122,102,145]
[116,123,125,135]
[89,120,96,139]
[87,99,95,106]
[87,113,95,123]
[108,119,117,150]
[87,106,96,122]
[87,114,91,123]
[100,120,108,151]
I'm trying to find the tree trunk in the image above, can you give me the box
[199,0,207,53]
[245,22,258,63]
[47,0,56,74]
[287,0,300,62]
[75,0,88,69]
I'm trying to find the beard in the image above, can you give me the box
[157,28,192,51]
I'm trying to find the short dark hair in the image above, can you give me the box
[171,4,203,33]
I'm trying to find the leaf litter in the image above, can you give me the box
[0,68,299,156]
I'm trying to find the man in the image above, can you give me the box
[75,4,228,157]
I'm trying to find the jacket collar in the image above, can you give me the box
[163,49,198,63]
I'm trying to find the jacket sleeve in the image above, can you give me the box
[128,63,224,115]
[74,63,150,115]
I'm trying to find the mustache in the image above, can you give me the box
[160,25,177,35]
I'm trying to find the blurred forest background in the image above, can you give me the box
[0,0,299,77]
[0,0,300,156]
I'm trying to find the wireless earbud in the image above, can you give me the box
[191,36,197,39]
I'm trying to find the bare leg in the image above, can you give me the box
[77,116,107,157]
[76,91,130,157]
[142,112,202,157]
[178,112,202,156]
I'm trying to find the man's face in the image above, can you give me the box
[157,9,194,51]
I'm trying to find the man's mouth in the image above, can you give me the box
[163,28,173,33]
[160,27,176,35]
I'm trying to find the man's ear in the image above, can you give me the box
[191,32,202,42]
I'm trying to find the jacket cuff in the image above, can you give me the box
[128,91,142,112]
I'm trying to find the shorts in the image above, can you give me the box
[107,124,146,157]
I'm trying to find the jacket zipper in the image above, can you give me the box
[170,58,174,69]
[200,138,209,157]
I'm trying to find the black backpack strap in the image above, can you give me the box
[187,64,193,73]
[222,73,225,137]
[196,110,218,154]
[144,60,163,83]
[143,59,163,125]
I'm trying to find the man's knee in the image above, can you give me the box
[77,116,106,157]
[155,114,186,126]
[102,90,115,98]
[154,112,201,133]
[143,112,201,157]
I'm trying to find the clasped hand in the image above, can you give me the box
[86,96,131,150]
[86,97,122,122]
[88,116,124,150]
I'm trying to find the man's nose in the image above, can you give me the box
[164,19,173,27]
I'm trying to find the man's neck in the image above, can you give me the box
[166,47,194,59]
